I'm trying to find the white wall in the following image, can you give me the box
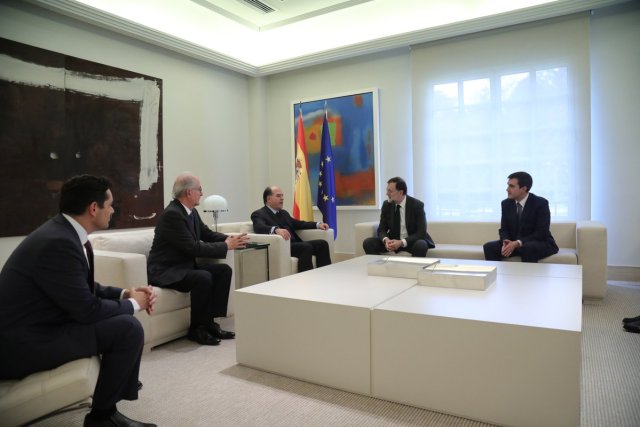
[264,49,413,255]
[590,3,640,268]
[0,1,251,265]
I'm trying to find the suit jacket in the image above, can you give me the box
[251,206,317,242]
[498,192,558,249]
[147,199,229,286]
[376,195,435,248]
[0,215,132,379]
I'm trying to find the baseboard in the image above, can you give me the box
[608,266,640,282]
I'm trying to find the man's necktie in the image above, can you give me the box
[515,202,523,238]
[84,241,95,293]
[391,204,401,240]
[189,212,197,234]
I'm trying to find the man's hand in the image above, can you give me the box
[226,233,249,250]
[501,239,520,257]
[128,286,156,314]
[275,228,291,240]
[318,223,329,231]
[385,238,403,252]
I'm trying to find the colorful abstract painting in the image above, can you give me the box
[0,38,163,237]
[293,90,379,208]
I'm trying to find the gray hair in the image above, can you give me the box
[172,172,198,199]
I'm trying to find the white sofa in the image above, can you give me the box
[216,221,335,279]
[355,220,607,299]
[0,356,100,426]
[87,223,334,352]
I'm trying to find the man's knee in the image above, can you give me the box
[363,237,382,254]
[410,240,428,257]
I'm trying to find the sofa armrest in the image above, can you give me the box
[93,250,148,288]
[354,222,378,257]
[576,221,607,299]
[245,233,292,279]
[298,229,335,262]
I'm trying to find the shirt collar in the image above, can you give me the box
[266,205,278,215]
[62,213,88,245]
[397,196,407,209]
[179,201,192,216]
[517,193,530,208]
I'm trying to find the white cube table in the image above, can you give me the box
[371,260,582,427]
[234,256,416,395]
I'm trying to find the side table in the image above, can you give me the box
[234,243,270,288]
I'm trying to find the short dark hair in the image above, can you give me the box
[508,171,532,192]
[59,175,112,215]
[262,186,273,204]
[387,177,407,195]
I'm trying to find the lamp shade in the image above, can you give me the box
[202,195,228,212]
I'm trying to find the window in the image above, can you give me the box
[411,15,590,221]
[428,66,573,219]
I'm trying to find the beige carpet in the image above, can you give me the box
[28,282,640,427]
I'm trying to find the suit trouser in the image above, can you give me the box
[363,237,429,257]
[291,240,331,272]
[483,239,557,263]
[162,263,232,326]
[93,315,144,410]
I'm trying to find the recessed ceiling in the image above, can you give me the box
[29,0,629,75]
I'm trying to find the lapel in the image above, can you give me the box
[174,200,198,239]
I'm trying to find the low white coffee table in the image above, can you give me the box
[234,256,416,395]
[371,259,582,427]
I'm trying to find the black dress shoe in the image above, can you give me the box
[84,410,156,427]
[622,314,640,324]
[208,322,235,339]
[137,380,143,391]
[623,320,640,333]
[188,325,221,345]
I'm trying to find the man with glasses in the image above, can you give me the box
[363,177,434,257]
[147,172,248,346]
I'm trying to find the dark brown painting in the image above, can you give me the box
[0,38,163,237]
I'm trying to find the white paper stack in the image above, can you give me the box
[367,257,441,279]
[417,264,497,290]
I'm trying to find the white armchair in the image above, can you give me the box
[216,222,334,279]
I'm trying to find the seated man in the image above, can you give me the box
[147,172,248,346]
[0,175,156,427]
[483,171,558,263]
[251,186,332,272]
[364,177,434,257]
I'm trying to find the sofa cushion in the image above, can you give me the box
[90,229,154,258]
[153,287,191,314]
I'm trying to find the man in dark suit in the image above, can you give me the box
[0,175,157,427]
[147,172,248,346]
[251,186,332,272]
[483,171,559,263]
[364,177,435,257]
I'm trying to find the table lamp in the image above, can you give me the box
[202,194,228,231]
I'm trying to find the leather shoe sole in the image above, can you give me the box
[84,410,156,427]
[622,315,640,324]
[623,320,640,333]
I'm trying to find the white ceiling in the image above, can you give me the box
[30,0,628,76]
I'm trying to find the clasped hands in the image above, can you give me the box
[501,239,521,257]
[126,286,157,315]
[384,238,403,252]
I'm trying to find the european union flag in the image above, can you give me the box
[317,112,337,239]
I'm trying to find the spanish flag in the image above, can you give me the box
[293,108,313,221]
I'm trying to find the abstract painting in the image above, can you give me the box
[0,38,163,237]
[292,89,379,208]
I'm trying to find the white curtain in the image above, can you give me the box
[411,14,590,220]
